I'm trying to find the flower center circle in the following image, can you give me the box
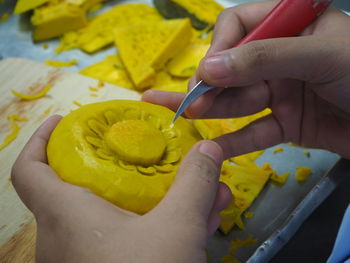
[105,120,166,166]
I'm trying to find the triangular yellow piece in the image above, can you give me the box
[31,2,87,41]
[80,55,134,90]
[14,0,50,14]
[57,3,163,53]
[219,161,271,234]
[115,18,193,90]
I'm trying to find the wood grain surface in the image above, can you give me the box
[0,58,140,262]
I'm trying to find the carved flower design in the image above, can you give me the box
[85,107,181,176]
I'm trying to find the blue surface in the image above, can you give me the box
[328,205,350,263]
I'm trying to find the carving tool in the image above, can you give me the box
[172,0,333,123]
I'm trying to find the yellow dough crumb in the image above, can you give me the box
[89,86,99,92]
[244,211,254,219]
[44,59,77,67]
[11,84,52,100]
[73,100,82,107]
[273,147,284,154]
[220,234,257,263]
[295,167,312,182]
[262,163,290,186]
[0,115,27,150]
[44,107,51,114]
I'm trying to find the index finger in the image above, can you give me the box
[208,0,279,56]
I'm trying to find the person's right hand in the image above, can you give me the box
[143,1,350,159]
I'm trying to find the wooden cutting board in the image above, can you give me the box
[0,58,140,262]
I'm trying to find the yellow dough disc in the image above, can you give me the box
[105,120,166,166]
[47,100,201,214]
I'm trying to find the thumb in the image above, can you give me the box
[198,36,341,87]
[154,140,223,222]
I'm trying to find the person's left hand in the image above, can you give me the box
[11,115,231,263]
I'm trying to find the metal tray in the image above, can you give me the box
[1,0,349,262]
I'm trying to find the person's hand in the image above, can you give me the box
[143,1,350,159]
[11,116,231,263]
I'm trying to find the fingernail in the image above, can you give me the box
[198,140,223,167]
[203,55,230,80]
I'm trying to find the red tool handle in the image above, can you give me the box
[235,0,333,47]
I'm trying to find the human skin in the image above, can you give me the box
[143,0,350,160]
[11,1,350,262]
[11,115,231,263]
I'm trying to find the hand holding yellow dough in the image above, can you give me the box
[47,100,201,214]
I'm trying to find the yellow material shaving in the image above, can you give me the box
[262,163,290,186]
[90,93,97,97]
[220,234,257,263]
[44,59,77,67]
[273,147,284,154]
[44,108,51,114]
[0,13,10,23]
[42,43,49,49]
[244,211,254,219]
[229,234,257,254]
[295,167,312,182]
[0,115,27,150]
[89,86,99,92]
[11,84,52,100]
[98,80,104,88]
[73,100,82,107]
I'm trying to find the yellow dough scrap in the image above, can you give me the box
[220,234,257,262]
[0,115,27,150]
[244,211,254,219]
[295,167,312,182]
[44,59,77,67]
[262,163,290,186]
[273,147,284,154]
[11,84,53,100]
